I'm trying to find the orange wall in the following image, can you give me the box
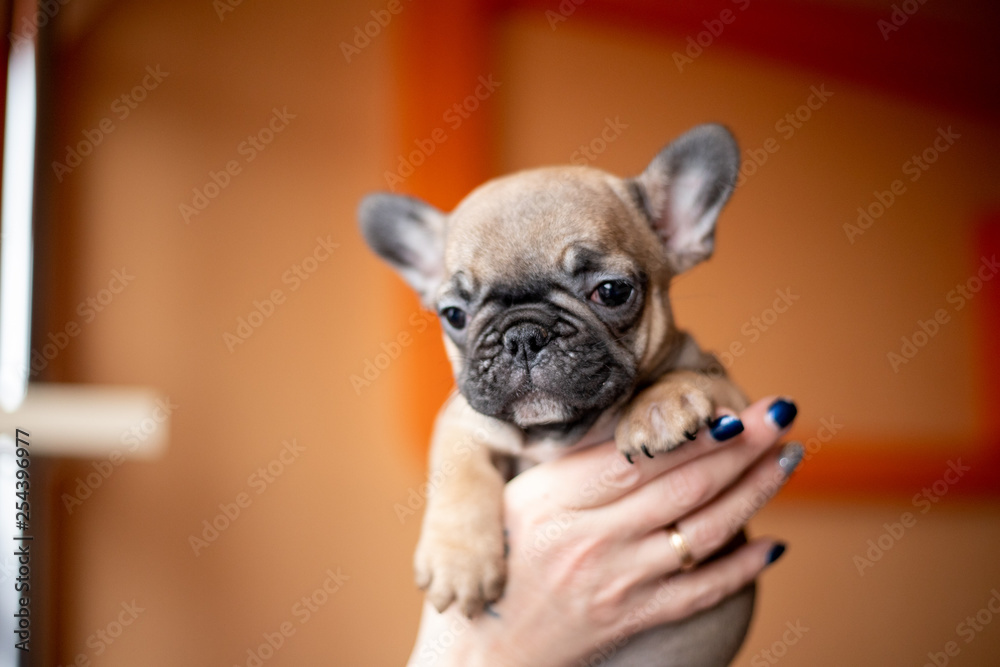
[44,1,1000,665]
[51,1,424,664]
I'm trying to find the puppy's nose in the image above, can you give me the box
[503,322,550,366]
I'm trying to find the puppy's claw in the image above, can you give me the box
[615,378,715,458]
[427,586,456,614]
[624,452,634,464]
[482,564,506,602]
[460,596,480,618]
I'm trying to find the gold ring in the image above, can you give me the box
[665,524,695,570]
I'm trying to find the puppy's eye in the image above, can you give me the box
[591,280,633,307]
[441,307,467,330]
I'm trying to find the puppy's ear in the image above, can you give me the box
[632,124,740,274]
[358,193,447,305]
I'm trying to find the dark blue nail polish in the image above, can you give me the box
[767,399,798,429]
[709,415,744,442]
[765,542,786,567]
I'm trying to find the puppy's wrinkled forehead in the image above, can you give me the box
[443,167,658,287]
[359,123,739,308]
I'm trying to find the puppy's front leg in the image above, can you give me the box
[414,393,522,617]
[616,364,748,461]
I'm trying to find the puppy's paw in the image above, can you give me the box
[615,377,714,461]
[414,521,506,618]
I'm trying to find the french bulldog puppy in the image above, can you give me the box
[360,124,754,666]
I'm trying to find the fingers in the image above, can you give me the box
[510,395,793,511]
[601,397,798,537]
[507,439,646,510]
[628,441,802,575]
[614,395,796,505]
[677,442,802,561]
[617,538,785,635]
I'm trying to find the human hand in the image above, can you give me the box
[407,396,802,667]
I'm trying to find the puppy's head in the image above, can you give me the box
[359,124,739,431]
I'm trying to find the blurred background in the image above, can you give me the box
[2,0,999,664]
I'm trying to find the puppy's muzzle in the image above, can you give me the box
[503,322,550,367]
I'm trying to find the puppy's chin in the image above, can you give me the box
[507,394,576,428]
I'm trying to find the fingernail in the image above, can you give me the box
[767,398,798,430]
[709,415,744,442]
[778,441,804,477]
[765,542,786,567]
